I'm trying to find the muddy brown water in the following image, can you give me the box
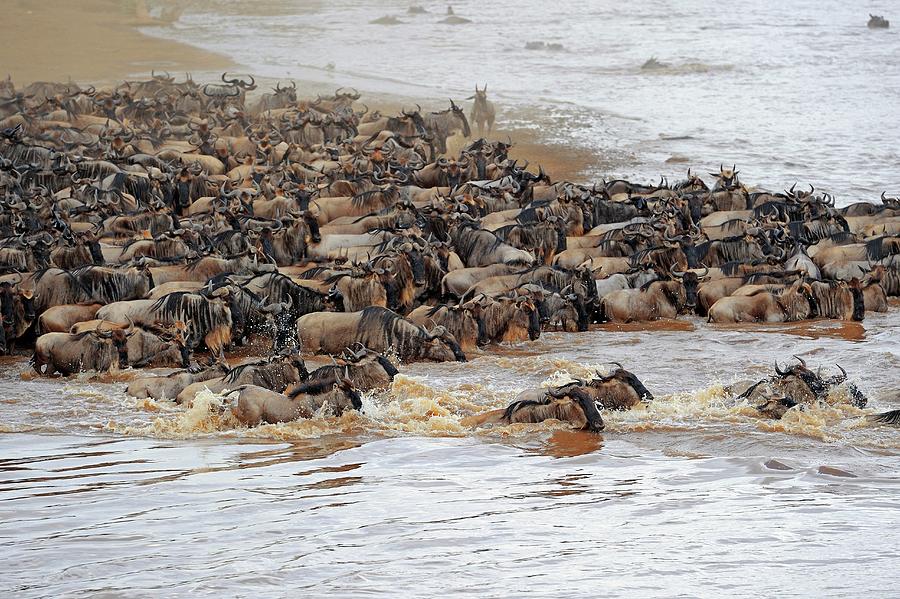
[2,309,898,596]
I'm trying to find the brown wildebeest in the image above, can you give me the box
[463,386,605,432]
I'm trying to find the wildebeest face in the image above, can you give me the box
[576,394,606,433]
[849,279,865,321]
[425,328,467,362]
[523,301,541,340]
[681,272,700,310]
[755,395,797,419]
[549,387,605,432]
[618,371,654,402]
[302,212,322,243]
[375,354,400,378]
[324,287,345,312]
[451,100,471,138]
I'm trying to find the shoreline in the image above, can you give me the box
[4,0,232,87]
[3,1,600,183]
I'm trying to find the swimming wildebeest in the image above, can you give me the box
[228,372,362,426]
[463,385,605,432]
[735,356,866,419]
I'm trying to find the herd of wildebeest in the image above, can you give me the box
[0,72,898,431]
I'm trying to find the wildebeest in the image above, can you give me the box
[512,364,653,411]
[467,85,496,136]
[809,279,865,321]
[0,283,36,352]
[32,326,131,376]
[296,306,467,362]
[96,291,233,359]
[228,373,362,426]
[306,344,399,392]
[407,302,484,350]
[176,353,310,405]
[463,385,605,432]
[68,319,190,368]
[480,295,541,342]
[600,279,694,322]
[126,363,229,400]
[424,100,471,155]
[708,281,815,323]
[450,221,535,267]
[736,356,866,418]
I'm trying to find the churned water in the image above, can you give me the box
[2,313,899,596]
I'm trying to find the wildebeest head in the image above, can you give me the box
[673,168,709,193]
[772,355,825,403]
[449,99,471,138]
[424,325,467,362]
[546,385,606,432]
[344,343,400,380]
[325,286,345,312]
[671,265,709,312]
[162,320,192,368]
[469,85,489,106]
[272,80,298,103]
[334,376,363,411]
[95,324,132,369]
[709,163,740,190]
[849,278,865,322]
[589,362,654,407]
[755,395,798,419]
[301,210,322,243]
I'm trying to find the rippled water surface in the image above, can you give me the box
[148,0,900,200]
[2,311,899,596]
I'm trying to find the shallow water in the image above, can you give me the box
[2,311,899,596]
[147,0,900,201]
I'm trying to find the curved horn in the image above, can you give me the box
[832,364,847,383]
[774,360,789,376]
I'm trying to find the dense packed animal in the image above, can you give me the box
[1,73,897,427]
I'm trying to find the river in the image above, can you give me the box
[2,312,899,596]
[145,0,900,202]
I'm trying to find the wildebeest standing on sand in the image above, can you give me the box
[467,85,495,136]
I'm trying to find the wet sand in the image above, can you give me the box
[4,0,231,86]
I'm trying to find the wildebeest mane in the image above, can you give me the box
[502,397,549,421]
[871,409,900,425]
[151,292,229,336]
[287,373,342,397]
[73,265,147,304]
[296,266,331,280]
[351,187,398,209]
[866,237,891,261]
[719,261,747,276]
[223,360,265,383]
[358,306,406,334]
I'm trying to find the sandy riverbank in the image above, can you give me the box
[4,1,598,182]
[4,0,231,87]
